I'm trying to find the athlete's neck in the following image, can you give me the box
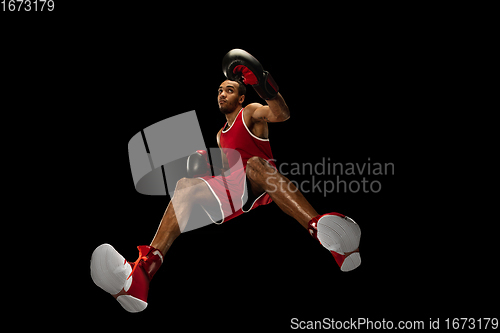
[225,106,242,127]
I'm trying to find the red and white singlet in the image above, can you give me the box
[197,108,276,223]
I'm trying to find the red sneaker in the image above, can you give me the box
[308,212,361,272]
[90,244,163,312]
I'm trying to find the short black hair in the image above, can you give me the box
[231,77,246,97]
[236,79,246,97]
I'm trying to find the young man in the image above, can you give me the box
[91,49,361,313]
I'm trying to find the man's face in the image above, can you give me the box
[218,80,244,114]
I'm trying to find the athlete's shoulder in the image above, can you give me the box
[243,103,265,125]
[216,127,223,148]
[243,104,269,139]
[244,103,264,116]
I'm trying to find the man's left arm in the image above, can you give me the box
[246,93,290,123]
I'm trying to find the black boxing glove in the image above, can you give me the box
[222,49,279,100]
[186,150,211,178]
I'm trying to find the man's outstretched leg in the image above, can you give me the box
[150,177,219,254]
[245,156,361,272]
[90,177,219,312]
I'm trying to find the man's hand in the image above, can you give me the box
[186,150,211,178]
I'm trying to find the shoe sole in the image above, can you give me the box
[90,243,147,313]
[339,252,361,272]
[316,215,361,272]
[116,295,148,313]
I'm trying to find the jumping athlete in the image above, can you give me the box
[91,49,361,313]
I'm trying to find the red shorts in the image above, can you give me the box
[197,166,272,224]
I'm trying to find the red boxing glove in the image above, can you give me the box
[233,65,258,85]
[222,49,279,100]
[187,150,211,178]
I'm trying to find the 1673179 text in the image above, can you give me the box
[1,0,54,11]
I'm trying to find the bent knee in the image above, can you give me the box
[246,156,265,175]
[175,177,201,191]
[175,177,213,203]
[246,156,275,181]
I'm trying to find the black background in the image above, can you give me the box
[3,4,497,331]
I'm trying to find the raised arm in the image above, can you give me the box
[222,49,289,123]
[245,93,290,123]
